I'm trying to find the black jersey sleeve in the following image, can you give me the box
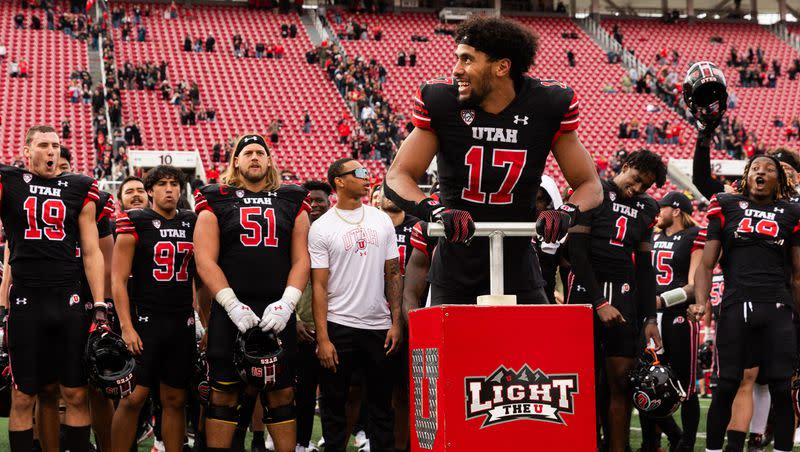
[96,192,115,239]
[639,196,660,243]
[115,210,139,241]
[410,220,436,258]
[277,184,312,220]
[411,77,455,132]
[705,194,725,241]
[540,80,580,146]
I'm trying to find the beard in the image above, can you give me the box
[241,166,268,183]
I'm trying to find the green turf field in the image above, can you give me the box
[0,399,798,452]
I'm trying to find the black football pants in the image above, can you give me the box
[319,322,396,452]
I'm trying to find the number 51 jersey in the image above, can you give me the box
[194,184,310,303]
[0,165,100,287]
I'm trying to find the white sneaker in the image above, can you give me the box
[317,437,325,447]
[358,440,371,452]
[306,442,320,452]
[295,446,306,452]
[265,434,275,451]
[151,440,165,452]
[354,430,368,448]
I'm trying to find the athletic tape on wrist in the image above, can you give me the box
[661,288,688,307]
[215,288,239,310]
[281,286,302,310]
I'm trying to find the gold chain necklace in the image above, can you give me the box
[334,205,365,225]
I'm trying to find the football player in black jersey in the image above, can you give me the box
[109,165,197,452]
[0,125,105,452]
[117,176,148,211]
[639,192,702,452]
[689,155,800,452]
[56,148,118,452]
[383,15,602,305]
[565,149,666,452]
[194,134,311,452]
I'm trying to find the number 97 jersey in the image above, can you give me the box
[194,184,311,303]
[115,207,197,313]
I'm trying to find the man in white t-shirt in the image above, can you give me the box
[309,158,402,452]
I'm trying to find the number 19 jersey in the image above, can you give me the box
[194,184,310,302]
[0,165,99,287]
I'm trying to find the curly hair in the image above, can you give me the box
[623,149,667,188]
[302,180,332,196]
[144,165,186,192]
[455,16,538,84]
[738,155,794,200]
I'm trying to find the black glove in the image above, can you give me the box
[435,208,475,243]
[415,197,475,244]
[536,203,577,243]
[90,302,109,332]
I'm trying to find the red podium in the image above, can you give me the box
[408,305,596,451]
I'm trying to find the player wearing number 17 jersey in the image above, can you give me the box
[383,15,602,304]
[194,134,311,452]
[110,165,197,452]
[0,125,105,452]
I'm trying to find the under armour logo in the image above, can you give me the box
[673,235,682,241]
[138,316,149,323]
[266,191,278,197]
[58,181,68,187]
[775,207,785,213]
[244,136,259,143]
[15,298,26,305]
[636,202,645,209]
[403,227,413,233]
[182,222,190,228]
[273,306,283,311]
[575,285,586,293]
[513,115,529,125]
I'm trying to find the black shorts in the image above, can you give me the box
[569,278,640,358]
[131,305,196,390]
[7,282,88,394]
[207,300,297,391]
[429,284,549,306]
[715,301,797,381]
[660,310,699,396]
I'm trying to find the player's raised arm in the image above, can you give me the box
[383,127,439,217]
[551,131,602,213]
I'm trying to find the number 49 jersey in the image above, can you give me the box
[0,165,100,287]
[706,193,800,303]
[412,75,578,221]
[115,208,197,313]
[194,184,310,302]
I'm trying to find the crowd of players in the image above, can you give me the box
[1,13,799,452]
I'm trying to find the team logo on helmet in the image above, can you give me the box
[23,173,32,183]
[460,110,476,126]
[465,364,578,427]
[634,390,661,412]
[152,220,161,229]
[236,190,245,198]
[739,201,749,210]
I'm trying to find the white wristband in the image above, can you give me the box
[94,300,108,308]
[661,288,688,307]
[282,286,303,310]
[215,288,238,310]
[704,326,712,338]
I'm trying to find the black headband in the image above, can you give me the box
[235,134,269,157]
[458,34,498,60]
[772,151,800,172]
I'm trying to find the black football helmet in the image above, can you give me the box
[233,328,285,390]
[630,349,686,418]
[683,61,727,129]
[192,347,210,405]
[85,328,136,399]
[697,340,713,370]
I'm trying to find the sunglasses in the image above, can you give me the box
[337,167,370,179]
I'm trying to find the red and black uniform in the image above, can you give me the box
[0,165,100,394]
[393,214,419,277]
[194,184,310,388]
[705,193,800,380]
[115,208,197,389]
[413,76,578,303]
[568,179,659,357]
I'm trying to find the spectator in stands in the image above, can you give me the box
[255,42,265,58]
[612,24,623,45]
[290,24,298,38]
[191,174,204,192]
[768,71,777,88]
[205,107,215,121]
[268,119,281,143]
[774,116,785,128]
[618,119,629,138]
[374,26,383,41]
[124,122,142,146]
[62,120,71,140]
[212,143,221,162]
[338,120,351,144]
[629,118,640,139]
[14,13,25,29]
[183,34,192,52]
[397,50,405,66]
[773,59,781,77]
[205,33,215,52]
[193,37,203,52]
[137,26,146,42]
[206,164,220,183]
[567,49,576,67]
[409,48,417,67]
[8,60,20,77]
[0,45,6,60]
[727,90,737,109]
[274,43,285,59]
[620,73,632,93]
[728,46,738,66]
[302,111,312,134]
[30,14,41,30]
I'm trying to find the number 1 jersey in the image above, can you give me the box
[0,165,99,287]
